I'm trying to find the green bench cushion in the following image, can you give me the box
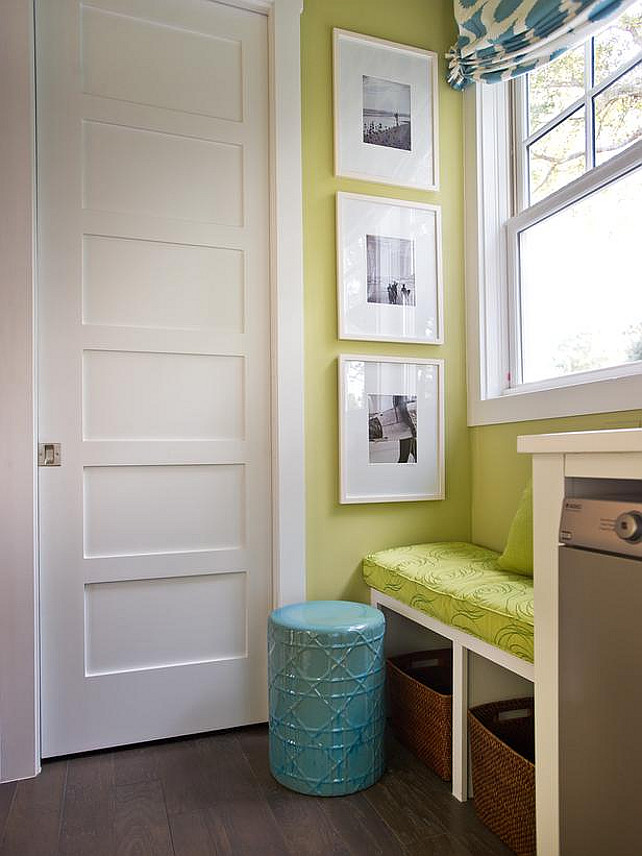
[363,542,534,664]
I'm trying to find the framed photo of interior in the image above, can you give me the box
[338,355,444,504]
[337,192,443,344]
[333,29,439,191]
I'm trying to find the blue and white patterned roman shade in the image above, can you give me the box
[447,0,636,89]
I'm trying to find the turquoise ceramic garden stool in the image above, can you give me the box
[268,600,386,796]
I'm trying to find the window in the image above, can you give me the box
[465,2,642,424]
[514,167,642,387]
[515,6,642,209]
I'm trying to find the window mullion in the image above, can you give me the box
[586,39,595,171]
[589,50,642,99]
[522,95,585,147]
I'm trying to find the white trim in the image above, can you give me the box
[451,641,469,802]
[0,0,40,783]
[502,354,642,396]
[463,82,513,423]
[528,451,565,856]
[512,75,529,213]
[216,0,275,13]
[509,138,642,236]
[370,589,534,682]
[518,425,642,454]
[269,0,306,606]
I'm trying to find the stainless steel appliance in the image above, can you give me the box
[559,497,642,856]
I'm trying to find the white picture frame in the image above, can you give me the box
[339,355,444,504]
[333,29,439,191]
[337,192,443,344]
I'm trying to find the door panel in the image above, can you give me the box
[80,4,244,120]
[82,121,244,224]
[37,0,271,756]
[81,236,245,332]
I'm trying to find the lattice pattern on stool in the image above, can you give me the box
[268,602,386,796]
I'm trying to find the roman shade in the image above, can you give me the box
[447,0,635,89]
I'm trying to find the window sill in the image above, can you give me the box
[468,370,642,426]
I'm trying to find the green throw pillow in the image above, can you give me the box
[497,480,533,577]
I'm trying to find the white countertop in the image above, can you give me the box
[517,427,642,455]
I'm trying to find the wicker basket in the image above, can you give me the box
[386,649,452,780]
[468,697,535,856]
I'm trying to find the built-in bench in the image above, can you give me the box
[364,540,534,802]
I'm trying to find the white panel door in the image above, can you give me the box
[37,0,271,756]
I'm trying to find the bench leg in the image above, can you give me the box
[452,641,468,802]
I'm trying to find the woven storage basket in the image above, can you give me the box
[468,697,535,856]
[386,649,452,780]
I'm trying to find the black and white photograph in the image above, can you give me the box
[337,193,443,343]
[368,394,417,463]
[362,75,411,151]
[334,29,438,190]
[339,355,444,503]
[366,234,416,306]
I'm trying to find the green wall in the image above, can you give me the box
[471,410,642,552]
[301,0,470,602]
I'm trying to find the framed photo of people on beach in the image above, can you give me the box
[333,30,439,191]
[338,355,444,504]
[337,193,443,344]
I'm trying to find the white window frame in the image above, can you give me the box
[513,43,642,211]
[465,66,642,426]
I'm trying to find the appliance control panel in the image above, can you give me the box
[560,498,642,557]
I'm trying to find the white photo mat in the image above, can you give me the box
[333,29,439,191]
[337,192,443,344]
[339,355,444,504]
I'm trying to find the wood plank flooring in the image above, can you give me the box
[0,727,514,856]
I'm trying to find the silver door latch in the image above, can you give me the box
[38,443,61,466]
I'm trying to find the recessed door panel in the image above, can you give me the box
[82,236,245,332]
[83,121,243,225]
[85,572,248,675]
[82,350,245,440]
[81,5,243,121]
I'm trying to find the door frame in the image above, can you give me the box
[0,0,305,783]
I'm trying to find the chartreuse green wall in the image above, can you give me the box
[471,410,642,553]
[301,0,470,602]
[301,0,642,600]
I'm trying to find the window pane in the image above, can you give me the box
[594,61,642,166]
[528,45,585,134]
[519,167,642,386]
[594,0,642,85]
[528,108,585,203]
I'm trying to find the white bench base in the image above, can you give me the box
[370,588,534,802]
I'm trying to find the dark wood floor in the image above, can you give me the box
[0,726,513,856]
